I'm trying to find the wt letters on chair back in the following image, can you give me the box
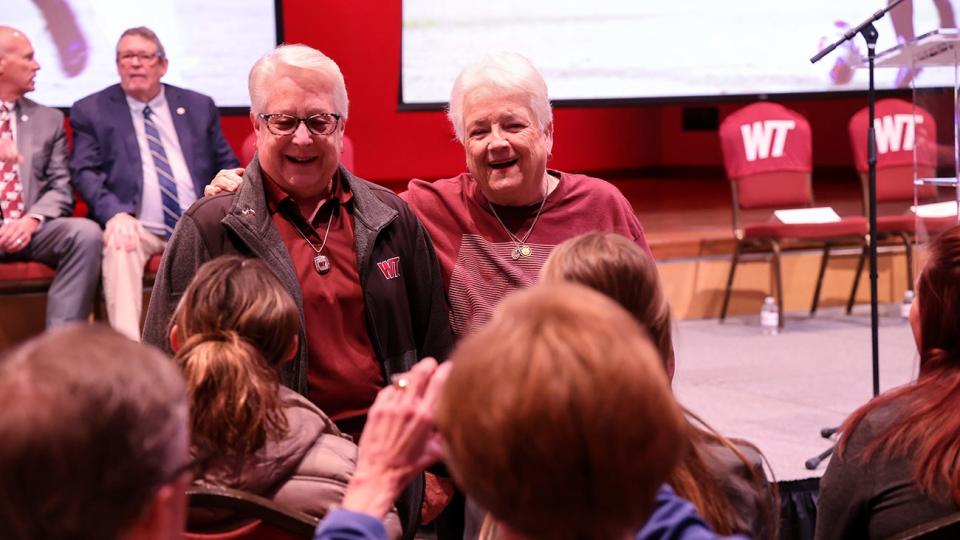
[717,102,867,327]
[849,98,937,203]
[844,98,944,312]
[720,102,813,212]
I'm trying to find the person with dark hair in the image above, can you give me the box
[541,232,777,538]
[0,324,189,540]
[170,255,400,538]
[816,224,960,538]
[312,284,745,540]
[70,26,239,340]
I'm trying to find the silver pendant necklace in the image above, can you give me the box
[290,206,336,275]
[488,190,549,261]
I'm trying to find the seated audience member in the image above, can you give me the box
[816,224,960,539]
[400,52,651,339]
[0,26,101,327]
[541,232,776,538]
[313,284,746,540]
[0,324,189,540]
[144,44,452,537]
[169,255,400,538]
[70,26,239,340]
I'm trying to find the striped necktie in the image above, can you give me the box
[143,105,180,238]
[0,104,25,221]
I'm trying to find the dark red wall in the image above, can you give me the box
[219,1,871,182]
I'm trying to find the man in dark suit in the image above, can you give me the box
[70,26,239,340]
[0,26,101,327]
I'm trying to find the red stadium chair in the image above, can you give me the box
[846,98,953,313]
[718,102,869,328]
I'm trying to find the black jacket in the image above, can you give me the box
[143,158,453,390]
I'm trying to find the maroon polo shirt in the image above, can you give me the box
[263,172,382,440]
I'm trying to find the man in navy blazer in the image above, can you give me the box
[70,26,239,340]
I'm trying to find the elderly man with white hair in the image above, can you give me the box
[400,52,651,338]
[142,44,453,539]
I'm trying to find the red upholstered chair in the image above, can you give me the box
[0,194,88,307]
[240,131,355,170]
[185,486,319,540]
[846,98,953,312]
[718,102,869,328]
[0,261,57,295]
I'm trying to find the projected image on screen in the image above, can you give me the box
[8,0,277,108]
[401,0,957,105]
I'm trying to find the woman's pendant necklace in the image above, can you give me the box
[490,191,549,262]
[511,244,533,260]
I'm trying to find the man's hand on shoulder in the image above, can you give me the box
[104,213,144,252]
[203,167,245,197]
[0,216,41,253]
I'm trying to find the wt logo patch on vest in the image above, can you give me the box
[377,256,400,280]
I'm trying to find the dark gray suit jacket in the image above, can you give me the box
[11,97,73,220]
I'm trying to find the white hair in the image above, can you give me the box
[248,44,349,118]
[447,52,553,142]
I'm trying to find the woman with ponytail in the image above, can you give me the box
[540,232,777,539]
[170,256,400,537]
[816,225,960,539]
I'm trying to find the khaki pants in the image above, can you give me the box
[102,230,165,341]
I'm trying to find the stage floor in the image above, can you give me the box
[610,173,865,261]
[673,306,916,482]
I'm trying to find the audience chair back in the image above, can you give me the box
[185,485,318,540]
[889,511,960,540]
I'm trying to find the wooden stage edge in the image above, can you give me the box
[0,168,937,350]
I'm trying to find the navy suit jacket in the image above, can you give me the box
[69,83,240,227]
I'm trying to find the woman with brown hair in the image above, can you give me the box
[816,225,960,539]
[169,255,400,537]
[540,232,777,539]
[313,284,739,540]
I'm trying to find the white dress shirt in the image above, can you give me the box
[125,88,196,237]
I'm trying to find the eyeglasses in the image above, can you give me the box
[258,113,341,136]
[117,52,163,65]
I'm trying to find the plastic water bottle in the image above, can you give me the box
[761,296,779,335]
[901,290,915,319]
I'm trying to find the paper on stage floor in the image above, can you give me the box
[774,207,841,224]
[911,201,958,218]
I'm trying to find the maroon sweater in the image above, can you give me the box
[401,170,650,337]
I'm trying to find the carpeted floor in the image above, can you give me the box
[672,305,917,481]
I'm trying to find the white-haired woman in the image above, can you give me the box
[401,52,650,338]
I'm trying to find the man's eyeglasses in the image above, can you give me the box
[258,113,341,136]
[117,52,163,65]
